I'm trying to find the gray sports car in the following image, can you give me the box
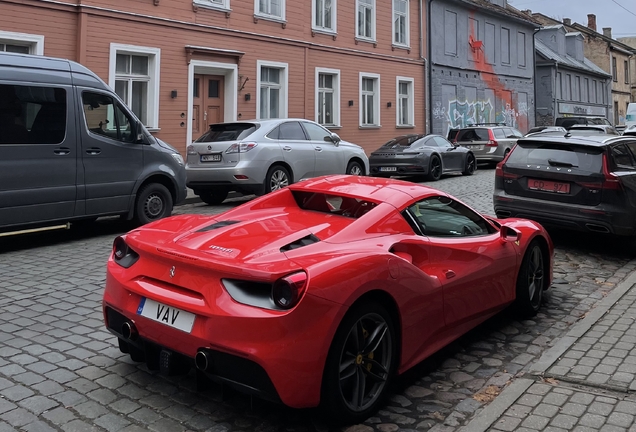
[369,134,476,181]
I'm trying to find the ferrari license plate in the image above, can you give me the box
[137,298,195,333]
[528,178,570,194]
[201,154,222,162]
[379,167,397,172]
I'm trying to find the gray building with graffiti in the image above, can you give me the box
[428,0,537,134]
[534,25,612,127]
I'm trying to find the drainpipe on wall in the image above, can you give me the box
[532,27,540,127]
[427,0,435,134]
[554,61,558,125]
[419,0,429,133]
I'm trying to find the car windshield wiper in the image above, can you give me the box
[548,159,578,168]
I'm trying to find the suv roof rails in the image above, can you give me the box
[466,122,508,127]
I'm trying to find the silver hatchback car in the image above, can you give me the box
[186,119,370,205]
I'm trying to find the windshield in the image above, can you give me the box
[195,123,258,142]
[380,135,424,148]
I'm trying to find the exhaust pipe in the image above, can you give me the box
[121,321,138,341]
[585,224,610,233]
[195,349,213,371]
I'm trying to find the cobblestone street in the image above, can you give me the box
[1,168,636,432]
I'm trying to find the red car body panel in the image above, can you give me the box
[103,175,553,409]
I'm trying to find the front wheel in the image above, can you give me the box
[134,183,173,226]
[264,165,291,194]
[321,302,396,425]
[462,153,476,176]
[514,240,545,317]
[347,161,364,176]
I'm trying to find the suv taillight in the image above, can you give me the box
[486,129,498,147]
[602,154,622,190]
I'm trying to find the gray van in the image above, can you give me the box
[0,52,187,231]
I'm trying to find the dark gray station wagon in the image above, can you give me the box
[494,133,636,238]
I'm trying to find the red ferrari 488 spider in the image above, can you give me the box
[103,175,553,423]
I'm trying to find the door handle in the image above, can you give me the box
[53,147,70,155]
[314,146,323,152]
[86,147,102,155]
[282,146,292,151]
[445,270,456,279]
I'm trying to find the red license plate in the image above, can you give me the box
[528,178,570,194]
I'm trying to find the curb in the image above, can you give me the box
[458,379,534,432]
[460,267,636,432]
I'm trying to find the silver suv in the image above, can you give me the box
[186,119,369,205]
[453,124,523,165]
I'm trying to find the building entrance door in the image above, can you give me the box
[192,74,224,141]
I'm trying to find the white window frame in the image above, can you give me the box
[359,72,381,127]
[315,67,341,127]
[355,0,376,42]
[254,0,286,22]
[0,30,44,55]
[194,0,230,12]
[392,0,410,48]
[312,0,337,34]
[396,76,414,127]
[109,43,161,130]
[256,60,288,120]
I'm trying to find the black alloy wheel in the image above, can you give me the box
[514,240,545,317]
[134,183,173,225]
[462,153,476,176]
[427,155,442,181]
[322,302,396,424]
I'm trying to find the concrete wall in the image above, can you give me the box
[429,1,535,134]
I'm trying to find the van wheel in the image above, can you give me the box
[134,183,173,225]
[198,189,229,206]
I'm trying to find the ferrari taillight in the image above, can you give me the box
[112,236,139,268]
[272,271,308,309]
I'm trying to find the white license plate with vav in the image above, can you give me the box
[137,298,195,333]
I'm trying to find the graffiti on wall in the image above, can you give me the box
[447,99,494,128]
[496,103,518,128]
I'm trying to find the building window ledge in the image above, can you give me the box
[359,125,381,129]
[355,37,377,47]
[391,44,410,53]
[396,125,415,129]
[254,13,287,28]
[192,2,231,16]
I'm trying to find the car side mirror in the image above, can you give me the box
[325,132,341,146]
[500,225,521,243]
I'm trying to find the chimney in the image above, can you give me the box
[563,18,571,26]
[603,27,612,39]
[587,14,597,32]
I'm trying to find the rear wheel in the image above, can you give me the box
[264,165,291,194]
[198,189,229,206]
[462,153,476,176]
[347,161,364,176]
[322,302,396,425]
[514,240,545,317]
[427,155,442,181]
[134,183,173,226]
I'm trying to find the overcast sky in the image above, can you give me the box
[508,0,636,38]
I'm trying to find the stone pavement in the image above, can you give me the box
[461,270,636,432]
[1,169,636,431]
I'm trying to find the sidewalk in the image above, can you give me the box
[461,269,636,431]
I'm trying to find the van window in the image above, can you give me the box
[82,92,135,143]
[0,84,67,144]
